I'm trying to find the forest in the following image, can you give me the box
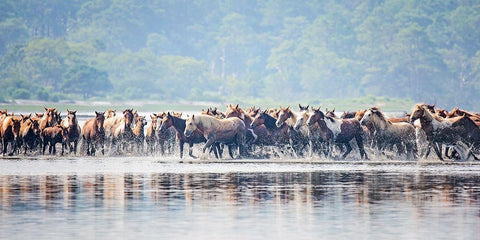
[0,0,479,110]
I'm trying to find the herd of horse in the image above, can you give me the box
[1,103,480,161]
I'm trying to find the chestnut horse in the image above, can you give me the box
[360,107,416,159]
[184,114,246,159]
[224,104,259,145]
[132,115,147,152]
[61,109,81,154]
[307,108,368,159]
[39,107,59,132]
[82,111,106,156]
[293,105,327,157]
[145,114,159,154]
[20,116,41,154]
[41,125,68,155]
[1,116,21,156]
[159,112,207,158]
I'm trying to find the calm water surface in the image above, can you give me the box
[1,158,479,239]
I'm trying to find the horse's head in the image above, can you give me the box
[325,108,336,118]
[44,107,57,127]
[67,109,77,126]
[94,111,106,131]
[30,118,41,136]
[137,116,147,127]
[294,109,309,131]
[122,109,134,128]
[251,110,269,129]
[299,104,309,112]
[159,113,173,131]
[276,107,292,127]
[225,105,245,120]
[20,114,31,123]
[184,115,197,137]
[210,107,225,118]
[56,125,69,142]
[360,107,379,126]
[306,107,324,126]
[106,109,116,118]
[11,118,21,139]
[410,104,425,122]
[354,109,366,121]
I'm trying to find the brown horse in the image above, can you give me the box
[41,125,68,155]
[185,114,246,159]
[307,108,368,159]
[224,104,259,145]
[61,109,81,154]
[154,112,177,155]
[145,114,159,154]
[39,107,59,132]
[360,107,416,159]
[82,111,106,156]
[251,110,290,147]
[132,115,147,152]
[1,116,21,156]
[410,104,478,160]
[159,112,207,158]
[20,116,41,154]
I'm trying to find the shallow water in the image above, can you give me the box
[1,158,480,239]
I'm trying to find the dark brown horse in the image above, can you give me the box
[41,125,68,155]
[251,110,290,147]
[61,109,81,154]
[159,112,207,158]
[82,111,106,156]
[307,108,368,159]
[1,116,21,156]
[154,112,177,155]
[20,116,41,154]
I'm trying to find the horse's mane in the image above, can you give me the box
[420,104,445,122]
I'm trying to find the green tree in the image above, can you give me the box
[62,64,112,99]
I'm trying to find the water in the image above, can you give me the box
[1,158,479,239]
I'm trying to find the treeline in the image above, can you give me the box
[1,0,480,109]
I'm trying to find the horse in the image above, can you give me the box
[275,106,310,157]
[132,115,147,153]
[112,109,135,153]
[145,114,159,154]
[410,104,477,160]
[307,108,368,160]
[61,109,81,155]
[41,125,68,155]
[154,112,177,155]
[251,110,291,155]
[224,104,259,145]
[1,116,21,156]
[360,107,416,159]
[184,114,246,159]
[293,105,327,157]
[159,112,207,158]
[20,116,41,154]
[103,109,123,143]
[82,111,106,156]
[39,107,59,132]
[340,111,357,119]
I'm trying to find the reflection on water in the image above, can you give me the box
[1,170,480,239]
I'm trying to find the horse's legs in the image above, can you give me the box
[355,134,368,160]
[341,142,353,159]
[179,141,184,158]
[202,138,216,154]
[86,140,91,156]
[228,145,234,159]
[188,142,197,159]
[432,143,443,160]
